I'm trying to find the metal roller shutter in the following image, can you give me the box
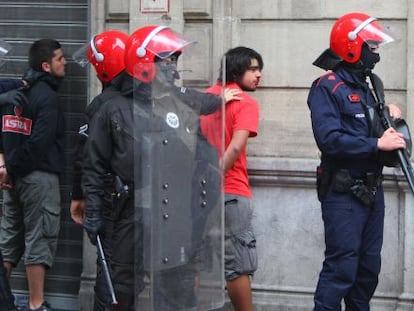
[0,1,88,310]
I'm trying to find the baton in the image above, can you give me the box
[96,234,118,305]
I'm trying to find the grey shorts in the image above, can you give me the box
[224,194,257,281]
[0,171,61,268]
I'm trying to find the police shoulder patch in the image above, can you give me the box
[348,94,360,103]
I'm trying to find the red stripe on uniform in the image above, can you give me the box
[332,81,344,93]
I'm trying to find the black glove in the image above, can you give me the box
[0,89,28,107]
[83,204,103,245]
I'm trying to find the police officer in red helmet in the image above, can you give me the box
[71,29,130,311]
[82,24,238,310]
[308,12,406,310]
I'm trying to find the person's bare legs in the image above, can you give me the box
[26,264,45,309]
[226,274,252,311]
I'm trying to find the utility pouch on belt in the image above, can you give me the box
[331,169,354,193]
[113,176,133,220]
[316,166,331,202]
[350,181,375,207]
[331,169,375,207]
[114,175,130,197]
[365,172,378,191]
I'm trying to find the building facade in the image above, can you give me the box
[3,0,414,310]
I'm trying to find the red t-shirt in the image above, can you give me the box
[200,82,259,198]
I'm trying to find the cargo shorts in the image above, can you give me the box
[0,170,61,268]
[224,194,258,281]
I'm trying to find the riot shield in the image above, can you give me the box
[133,27,225,311]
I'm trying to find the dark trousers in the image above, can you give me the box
[93,197,144,311]
[0,250,16,311]
[313,187,385,311]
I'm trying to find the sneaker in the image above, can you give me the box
[25,301,52,311]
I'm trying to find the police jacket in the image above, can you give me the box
[0,71,65,177]
[71,75,124,200]
[307,67,383,175]
[82,73,223,207]
[82,72,134,215]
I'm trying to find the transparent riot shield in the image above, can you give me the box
[133,27,225,311]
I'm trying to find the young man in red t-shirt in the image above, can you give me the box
[201,46,263,311]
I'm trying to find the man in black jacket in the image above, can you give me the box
[0,39,66,311]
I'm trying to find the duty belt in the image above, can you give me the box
[316,167,383,207]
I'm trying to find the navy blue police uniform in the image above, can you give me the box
[308,67,385,310]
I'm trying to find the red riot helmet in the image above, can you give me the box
[87,30,129,82]
[124,25,193,83]
[72,30,129,83]
[330,12,394,64]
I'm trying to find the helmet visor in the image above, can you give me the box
[0,40,11,68]
[356,18,395,47]
[72,42,89,68]
[145,27,194,60]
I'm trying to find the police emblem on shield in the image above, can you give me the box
[165,112,179,128]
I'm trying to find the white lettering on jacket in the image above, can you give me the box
[2,115,32,135]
